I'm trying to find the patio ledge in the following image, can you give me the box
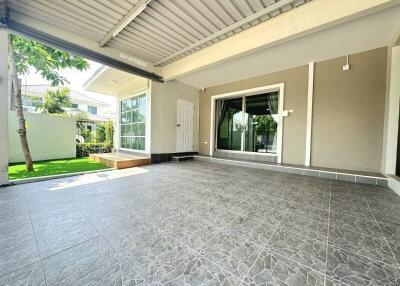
[193,155,387,187]
[5,168,111,186]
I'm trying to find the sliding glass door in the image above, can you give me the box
[215,91,279,154]
[216,97,243,151]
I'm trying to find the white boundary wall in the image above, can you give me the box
[8,111,76,163]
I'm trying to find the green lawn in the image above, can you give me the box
[8,157,110,180]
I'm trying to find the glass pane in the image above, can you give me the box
[138,95,146,109]
[121,100,127,112]
[126,98,133,110]
[132,97,138,109]
[131,124,137,136]
[132,110,138,122]
[132,137,138,150]
[137,137,145,151]
[216,97,243,151]
[120,112,126,124]
[137,123,145,136]
[121,137,126,148]
[88,106,97,115]
[130,137,135,149]
[139,106,146,122]
[129,110,136,123]
[244,92,279,153]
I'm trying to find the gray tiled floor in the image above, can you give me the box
[0,161,400,285]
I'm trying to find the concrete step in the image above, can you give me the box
[90,153,151,169]
[172,155,194,162]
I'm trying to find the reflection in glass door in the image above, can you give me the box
[244,92,278,153]
[216,97,243,151]
[215,91,279,154]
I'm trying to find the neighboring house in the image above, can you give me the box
[20,85,115,143]
[20,85,114,122]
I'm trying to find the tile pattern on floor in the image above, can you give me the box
[1,161,400,285]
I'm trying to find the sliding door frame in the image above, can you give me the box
[209,83,285,163]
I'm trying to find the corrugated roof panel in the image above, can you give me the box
[8,2,102,40]
[9,1,107,37]
[84,67,142,96]
[8,0,312,66]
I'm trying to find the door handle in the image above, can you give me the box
[177,124,181,127]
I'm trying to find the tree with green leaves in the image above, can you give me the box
[95,123,106,143]
[36,87,72,114]
[95,120,114,144]
[8,34,89,171]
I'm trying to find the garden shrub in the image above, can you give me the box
[76,143,112,157]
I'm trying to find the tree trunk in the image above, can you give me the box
[8,37,34,171]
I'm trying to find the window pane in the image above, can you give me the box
[132,110,138,122]
[126,98,133,110]
[125,111,131,124]
[137,123,145,136]
[131,124,137,136]
[121,101,127,112]
[22,96,32,106]
[132,97,138,109]
[120,94,146,151]
[138,95,146,108]
[137,137,145,151]
[139,106,146,122]
[132,137,138,150]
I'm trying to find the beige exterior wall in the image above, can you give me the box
[199,66,309,166]
[199,47,388,172]
[151,80,199,154]
[311,48,387,172]
[8,111,76,163]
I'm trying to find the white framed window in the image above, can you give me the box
[120,93,146,151]
[87,106,97,115]
[22,95,43,107]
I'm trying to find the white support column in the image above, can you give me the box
[305,62,314,166]
[384,46,400,175]
[0,28,9,185]
[115,96,120,150]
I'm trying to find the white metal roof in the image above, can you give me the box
[84,66,142,96]
[7,0,311,67]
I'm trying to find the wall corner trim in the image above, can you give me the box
[305,62,314,166]
[388,176,400,197]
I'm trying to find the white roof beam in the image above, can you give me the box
[99,0,152,47]
[154,0,296,66]
[8,10,162,80]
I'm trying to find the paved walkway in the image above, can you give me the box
[0,161,399,285]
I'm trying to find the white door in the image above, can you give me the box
[176,99,194,152]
